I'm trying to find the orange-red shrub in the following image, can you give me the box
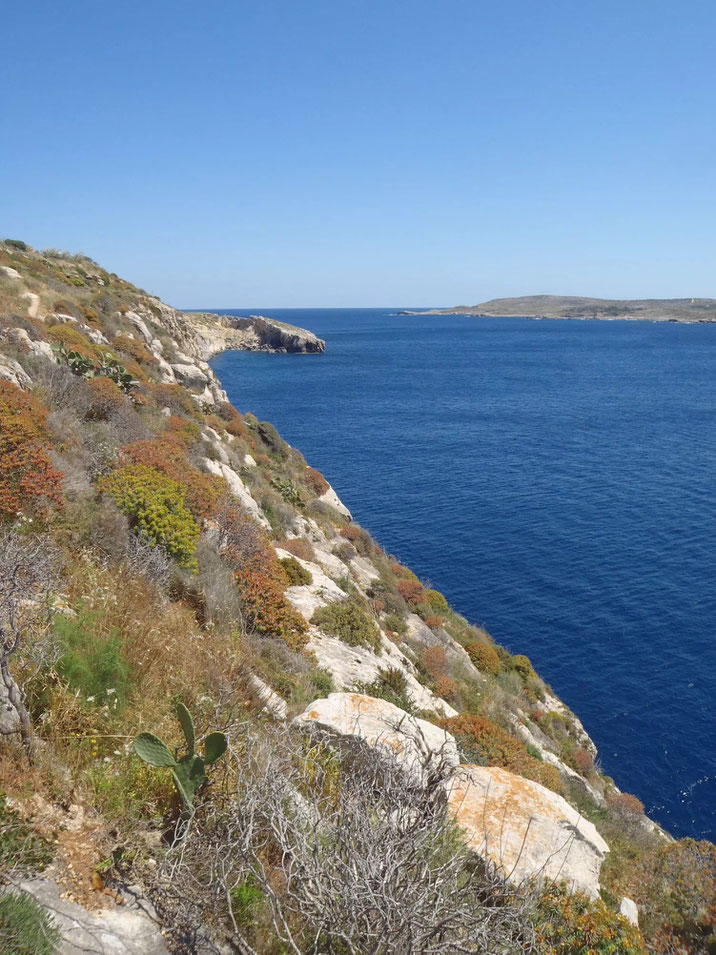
[607,792,645,817]
[0,381,63,520]
[439,714,561,793]
[304,466,329,496]
[420,645,447,678]
[396,579,426,606]
[425,616,443,630]
[466,641,501,676]
[281,537,316,563]
[46,323,98,361]
[166,415,201,447]
[85,376,126,420]
[434,676,459,703]
[218,506,308,651]
[572,748,595,776]
[113,333,158,368]
[390,562,418,580]
[216,401,252,442]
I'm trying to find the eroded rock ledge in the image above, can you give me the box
[179,311,325,359]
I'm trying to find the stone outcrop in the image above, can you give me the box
[445,765,609,898]
[17,878,168,954]
[177,312,325,360]
[294,692,460,784]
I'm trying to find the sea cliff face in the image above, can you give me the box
[0,240,713,953]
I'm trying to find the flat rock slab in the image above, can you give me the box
[18,878,168,954]
[295,692,459,783]
[445,765,609,898]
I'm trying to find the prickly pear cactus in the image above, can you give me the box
[132,704,228,811]
[133,732,176,767]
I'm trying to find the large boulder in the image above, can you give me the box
[294,693,459,783]
[445,765,609,898]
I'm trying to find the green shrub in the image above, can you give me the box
[0,891,60,955]
[382,613,407,637]
[279,556,313,587]
[54,609,132,710]
[424,588,448,612]
[98,464,200,567]
[510,653,535,679]
[309,668,335,698]
[466,641,501,676]
[256,420,287,459]
[3,240,28,251]
[532,883,644,953]
[311,600,382,653]
[272,477,305,509]
[230,876,265,927]
[354,667,414,712]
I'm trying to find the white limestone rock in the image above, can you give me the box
[620,896,639,926]
[445,765,609,899]
[6,328,54,360]
[171,362,209,389]
[318,484,352,519]
[275,548,346,619]
[247,673,288,719]
[125,310,153,342]
[18,878,168,954]
[202,458,270,529]
[349,554,380,588]
[0,355,32,389]
[306,628,457,717]
[294,692,459,783]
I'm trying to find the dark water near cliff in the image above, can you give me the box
[211,309,716,841]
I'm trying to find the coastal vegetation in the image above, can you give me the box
[0,240,712,951]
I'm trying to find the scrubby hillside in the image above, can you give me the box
[0,239,713,953]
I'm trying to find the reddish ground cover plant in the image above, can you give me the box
[0,381,63,520]
[434,675,459,703]
[215,401,253,443]
[281,537,317,563]
[85,376,126,420]
[113,333,159,368]
[440,714,562,793]
[396,578,426,606]
[607,791,645,817]
[304,466,329,496]
[420,645,447,678]
[218,506,308,651]
[572,747,595,776]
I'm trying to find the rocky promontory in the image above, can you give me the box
[180,311,326,359]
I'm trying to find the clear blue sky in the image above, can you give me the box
[2,0,715,307]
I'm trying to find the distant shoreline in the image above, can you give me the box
[398,309,715,324]
[398,294,716,324]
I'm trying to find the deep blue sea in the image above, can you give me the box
[210,309,716,841]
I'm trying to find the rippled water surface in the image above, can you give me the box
[211,309,716,840]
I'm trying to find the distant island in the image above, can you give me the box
[400,294,716,323]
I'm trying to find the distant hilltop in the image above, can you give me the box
[401,294,716,323]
